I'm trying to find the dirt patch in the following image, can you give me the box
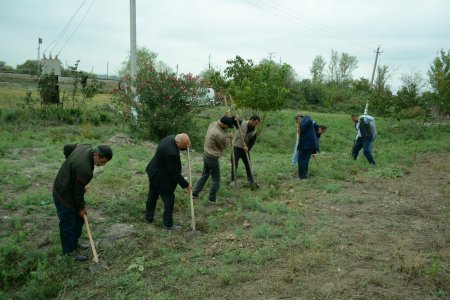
[107,133,136,146]
[101,223,137,241]
[226,152,450,299]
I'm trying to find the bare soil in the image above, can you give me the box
[227,152,450,299]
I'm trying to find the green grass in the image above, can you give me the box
[0,101,449,298]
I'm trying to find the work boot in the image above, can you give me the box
[249,182,259,190]
[71,252,88,262]
[163,224,182,230]
[76,242,90,250]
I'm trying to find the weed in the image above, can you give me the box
[319,183,342,193]
[427,256,442,280]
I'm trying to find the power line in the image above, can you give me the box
[57,0,96,56]
[44,0,88,55]
[241,0,376,50]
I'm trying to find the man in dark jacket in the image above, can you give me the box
[230,115,260,185]
[145,133,192,230]
[297,115,319,179]
[53,144,113,261]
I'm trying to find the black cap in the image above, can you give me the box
[220,116,234,128]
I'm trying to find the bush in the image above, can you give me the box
[0,109,20,123]
[113,68,200,142]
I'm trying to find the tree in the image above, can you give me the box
[113,50,201,142]
[374,65,392,92]
[427,48,450,115]
[224,56,290,113]
[0,60,14,72]
[119,46,171,78]
[327,50,358,85]
[16,60,39,74]
[310,55,326,84]
[393,72,425,118]
[327,50,339,83]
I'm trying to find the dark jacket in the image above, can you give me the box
[297,115,319,153]
[53,144,94,210]
[146,135,189,192]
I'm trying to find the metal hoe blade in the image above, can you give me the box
[89,260,110,273]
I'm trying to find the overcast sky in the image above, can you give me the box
[1,0,449,91]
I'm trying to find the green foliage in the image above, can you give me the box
[225,56,291,112]
[16,60,39,75]
[81,76,105,101]
[18,91,39,111]
[427,48,450,116]
[38,73,60,105]
[113,67,200,142]
[0,108,20,122]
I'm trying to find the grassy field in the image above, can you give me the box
[0,78,449,299]
[0,74,116,109]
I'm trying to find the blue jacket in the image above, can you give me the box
[297,115,319,153]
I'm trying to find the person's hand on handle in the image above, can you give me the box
[79,208,87,218]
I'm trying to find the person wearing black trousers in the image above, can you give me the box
[230,115,261,185]
[297,115,319,179]
[145,133,192,230]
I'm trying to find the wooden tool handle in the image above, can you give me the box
[83,214,99,263]
[187,147,196,231]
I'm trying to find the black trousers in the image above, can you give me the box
[53,193,84,255]
[146,179,175,227]
[298,149,313,179]
[231,147,254,183]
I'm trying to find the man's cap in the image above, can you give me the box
[220,116,234,128]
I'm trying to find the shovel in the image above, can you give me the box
[83,214,109,272]
[230,136,237,191]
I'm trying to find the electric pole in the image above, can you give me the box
[37,38,42,75]
[208,54,211,71]
[268,52,275,62]
[130,0,137,82]
[130,0,138,117]
[370,45,382,87]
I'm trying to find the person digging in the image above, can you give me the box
[230,115,261,190]
[53,144,113,261]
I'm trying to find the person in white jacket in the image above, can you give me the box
[351,113,377,165]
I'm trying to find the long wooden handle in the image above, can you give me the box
[83,214,99,263]
[187,147,196,231]
[230,137,237,189]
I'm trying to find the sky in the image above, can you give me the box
[1,0,449,92]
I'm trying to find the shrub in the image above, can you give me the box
[112,68,200,143]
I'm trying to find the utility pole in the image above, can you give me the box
[37,38,42,75]
[268,52,275,62]
[370,45,382,87]
[208,54,211,71]
[106,61,109,79]
[130,0,137,82]
[130,0,138,118]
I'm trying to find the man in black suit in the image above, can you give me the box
[145,133,192,230]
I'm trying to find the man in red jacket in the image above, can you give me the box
[53,144,113,261]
